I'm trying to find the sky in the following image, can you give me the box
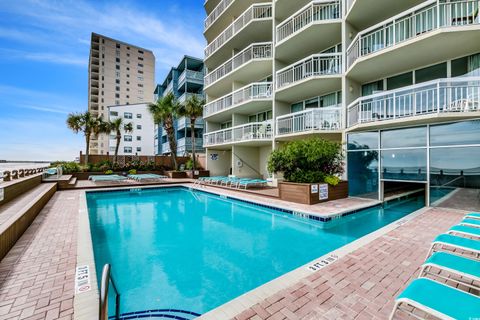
[0,0,205,161]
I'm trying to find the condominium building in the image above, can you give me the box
[107,103,155,156]
[153,56,205,156]
[88,33,155,155]
[203,0,480,206]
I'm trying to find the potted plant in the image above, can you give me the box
[268,138,347,205]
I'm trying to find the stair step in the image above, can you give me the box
[68,177,77,185]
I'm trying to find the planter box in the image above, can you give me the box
[186,170,210,179]
[166,171,187,179]
[279,181,348,205]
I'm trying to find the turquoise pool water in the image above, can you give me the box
[86,187,424,317]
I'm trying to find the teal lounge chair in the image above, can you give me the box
[466,212,480,220]
[235,179,268,189]
[460,218,480,228]
[447,225,480,239]
[389,278,480,320]
[427,234,480,260]
[419,251,480,292]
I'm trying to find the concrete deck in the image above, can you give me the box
[0,184,475,320]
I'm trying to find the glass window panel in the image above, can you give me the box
[248,115,257,123]
[361,80,383,96]
[415,62,447,84]
[320,93,337,107]
[347,150,379,199]
[258,112,266,122]
[381,149,427,181]
[430,120,480,146]
[347,132,379,150]
[291,102,303,113]
[381,127,427,148]
[387,72,413,90]
[266,110,273,120]
[305,98,318,109]
[451,56,469,77]
[430,146,480,204]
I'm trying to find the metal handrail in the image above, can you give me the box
[99,264,120,320]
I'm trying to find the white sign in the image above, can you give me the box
[210,153,218,161]
[194,170,199,175]
[319,184,329,200]
[311,184,318,194]
[75,265,91,294]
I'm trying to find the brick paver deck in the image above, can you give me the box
[0,184,471,320]
[230,207,466,320]
[0,190,80,320]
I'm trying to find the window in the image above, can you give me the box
[126,60,130,64]
[124,112,133,119]
[126,67,130,71]
[430,120,480,146]
[127,46,130,50]
[124,135,132,142]
[127,53,130,57]
[138,50,144,54]
[137,125,142,130]
[116,43,121,49]
[136,114,142,119]
[126,74,130,78]
[381,127,427,148]
[109,135,116,140]
[291,102,303,113]
[137,76,144,81]
[138,57,144,61]
[138,63,143,67]
[116,58,120,63]
[415,62,447,84]
[110,111,118,116]
[138,70,144,74]
[110,147,116,152]
[115,100,120,104]
[136,136,141,141]
[115,93,120,98]
[305,98,319,109]
[452,53,480,77]
[126,95,130,98]
[221,121,232,129]
[115,79,120,84]
[347,132,378,150]
[248,115,256,122]
[138,90,144,94]
[116,65,120,70]
[126,88,130,92]
[115,50,120,57]
[115,86,120,91]
[138,84,143,87]
[126,81,130,85]
[387,72,413,90]
[362,80,383,96]
[138,97,144,101]
[124,146,132,153]
[115,71,120,78]
[136,147,142,152]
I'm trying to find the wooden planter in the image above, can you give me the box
[279,181,348,205]
[186,170,210,179]
[166,171,188,179]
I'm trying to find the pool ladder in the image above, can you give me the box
[100,264,121,320]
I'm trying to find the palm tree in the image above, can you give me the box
[66,111,108,164]
[178,94,205,171]
[148,93,180,170]
[108,118,133,164]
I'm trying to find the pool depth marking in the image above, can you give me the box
[307,254,339,272]
[75,265,92,294]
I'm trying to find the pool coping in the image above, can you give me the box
[73,183,423,319]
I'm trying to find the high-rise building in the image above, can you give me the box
[154,56,205,156]
[88,32,155,155]
[202,0,480,205]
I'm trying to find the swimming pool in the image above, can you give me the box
[86,187,424,318]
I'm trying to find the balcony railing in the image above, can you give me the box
[276,107,343,136]
[276,53,342,89]
[178,93,205,104]
[178,70,204,85]
[204,121,273,146]
[204,82,273,117]
[177,116,205,129]
[204,0,234,30]
[205,43,272,87]
[165,81,174,95]
[178,137,204,150]
[347,0,480,68]
[205,3,272,59]
[276,0,341,43]
[347,77,480,127]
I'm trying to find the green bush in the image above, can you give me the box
[185,158,193,170]
[324,175,340,186]
[50,161,81,174]
[267,138,344,184]
[104,170,113,175]
[128,169,137,175]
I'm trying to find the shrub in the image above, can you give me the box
[128,169,137,175]
[324,175,340,186]
[268,138,344,184]
[185,158,193,170]
[50,161,81,174]
[104,170,113,175]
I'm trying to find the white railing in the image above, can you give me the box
[204,82,273,117]
[347,77,480,127]
[276,53,342,89]
[164,81,174,95]
[276,107,343,135]
[204,43,272,87]
[178,70,204,85]
[178,92,205,104]
[347,0,480,68]
[276,0,341,42]
[178,137,204,149]
[204,121,273,146]
[204,0,234,30]
[205,3,272,59]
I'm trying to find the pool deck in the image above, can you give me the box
[0,183,471,320]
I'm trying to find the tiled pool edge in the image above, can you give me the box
[74,192,100,320]
[197,206,430,320]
